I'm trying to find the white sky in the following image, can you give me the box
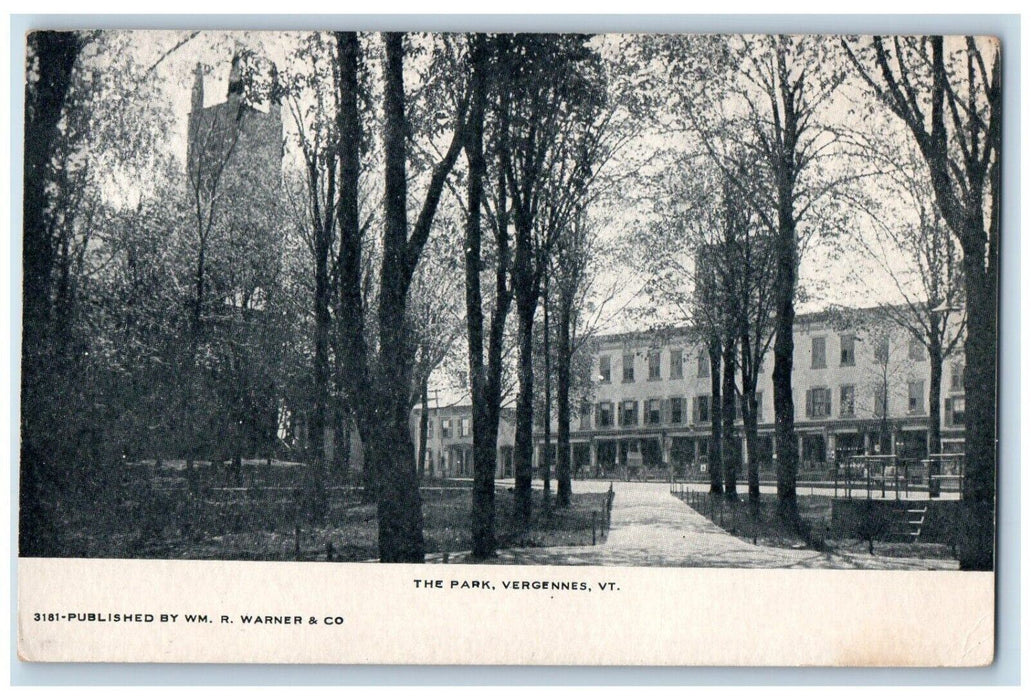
[86,30,945,335]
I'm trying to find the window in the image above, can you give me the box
[950,363,965,392]
[945,396,965,426]
[873,387,888,418]
[839,385,855,417]
[806,387,832,418]
[620,400,638,427]
[427,419,434,439]
[697,350,710,378]
[579,400,592,430]
[811,336,826,369]
[839,334,855,366]
[874,338,889,364]
[754,392,763,422]
[459,417,470,437]
[670,397,685,424]
[670,349,683,379]
[908,380,925,415]
[441,418,453,439]
[693,395,711,423]
[909,338,926,361]
[646,399,662,425]
[648,350,661,380]
[596,402,613,428]
[599,355,611,383]
[622,354,635,383]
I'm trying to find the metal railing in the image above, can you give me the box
[832,455,907,499]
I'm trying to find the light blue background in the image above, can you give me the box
[8,13,1020,686]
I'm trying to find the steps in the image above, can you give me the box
[900,505,928,542]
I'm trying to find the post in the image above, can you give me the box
[591,511,597,546]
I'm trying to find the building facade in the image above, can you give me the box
[410,405,517,479]
[535,308,966,477]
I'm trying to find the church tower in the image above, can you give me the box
[186,49,283,191]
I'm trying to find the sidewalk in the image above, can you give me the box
[428,481,957,569]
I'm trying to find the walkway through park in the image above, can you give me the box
[429,480,957,570]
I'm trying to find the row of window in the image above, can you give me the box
[804,381,927,419]
[585,381,960,430]
[598,342,965,384]
[598,349,739,384]
[589,394,764,429]
[425,416,471,440]
[810,334,925,369]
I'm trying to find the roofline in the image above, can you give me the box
[590,303,933,346]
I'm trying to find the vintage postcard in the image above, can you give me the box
[17,28,998,665]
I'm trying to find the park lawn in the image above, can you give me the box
[54,468,607,562]
[676,492,955,562]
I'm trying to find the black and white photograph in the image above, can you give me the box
[18,28,1000,578]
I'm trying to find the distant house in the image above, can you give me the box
[410,402,516,479]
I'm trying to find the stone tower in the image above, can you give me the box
[186,50,283,194]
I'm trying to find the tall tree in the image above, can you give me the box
[284,34,340,475]
[499,34,606,522]
[21,30,86,555]
[463,33,520,557]
[842,36,999,570]
[838,133,965,479]
[687,36,847,523]
[551,212,615,506]
[333,32,467,562]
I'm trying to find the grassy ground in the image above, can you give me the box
[50,461,608,561]
[675,491,955,561]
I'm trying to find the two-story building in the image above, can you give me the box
[536,307,965,477]
[410,403,517,479]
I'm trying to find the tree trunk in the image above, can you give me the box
[373,32,427,562]
[370,416,425,562]
[312,209,331,472]
[740,334,761,503]
[333,399,347,475]
[721,335,738,500]
[556,294,573,507]
[513,299,536,523]
[464,34,499,559]
[417,379,429,480]
[333,31,372,496]
[927,332,943,481]
[958,225,996,571]
[708,338,723,495]
[773,203,799,524]
[541,275,552,493]
[743,395,760,503]
[20,32,83,557]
